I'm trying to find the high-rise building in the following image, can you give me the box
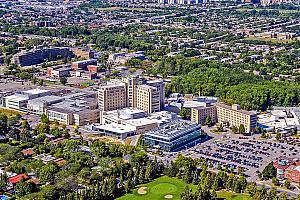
[122,76,139,108]
[146,79,165,110]
[98,82,127,112]
[136,85,160,114]
[215,103,257,133]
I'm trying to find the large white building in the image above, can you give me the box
[3,88,51,110]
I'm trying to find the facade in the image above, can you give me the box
[47,66,71,77]
[108,51,145,64]
[273,157,300,181]
[12,47,74,67]
[4,95,29,110]
[215,103,257,133]
[3,89,51,110]
[122,76,139,108]
[136,85,160,114]
[144,120,205,152]
[27,96,64,114]
[71,59,97,71]
[47,108,73,125]
[98,82,128,112]
[191,103,217,125]
[285,165,300,183]
[90,123,136,140]
[47,97,98,126]
[146,79,165,110]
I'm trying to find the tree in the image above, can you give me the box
[269,187,278,200]
[205,116,212,127]
[279,192,288,200]
[272,177,279,186]
[40,114,49,124]
[0,173,7,192]
[0,113,8,135]
[238,124,245,134]
[261,162,276,180]
[180,186,195,200]
[216,123,224,132]
[38,79,44,86]
[284,180,291,189]
[39,163,58,183]
[276,133,281,141]
[246,182,257,197]
[60,77,68,85]
[179,108,191,120]
[232,126,238,134]
[16,179,36,197]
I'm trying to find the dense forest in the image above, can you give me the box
[147,57,300,111]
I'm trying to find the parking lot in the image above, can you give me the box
[162,131,300,183]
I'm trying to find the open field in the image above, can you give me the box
[117,176,251,200]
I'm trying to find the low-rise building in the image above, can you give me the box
[3,88,51,110]
[89,123,136,139]
[285,165,300,183]
[191,103,217,125]
[144,120,205,152]
[27,95,64,114]
[71,59,97,70]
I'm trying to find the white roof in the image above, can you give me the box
[23,88,49,95]
[295,166,300,172]
[5,94,29,102]
[97,123,135,134]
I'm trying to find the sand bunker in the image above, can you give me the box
[137,187,148,195]
[164,194,173,199]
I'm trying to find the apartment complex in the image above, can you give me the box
[215,103,257,133]
[98,82,128,112]
[191,103,217,125]
[136,85,160,114]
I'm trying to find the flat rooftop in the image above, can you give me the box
[5,94,29,101]
[22,88,50,95]
[215,102,256,115]
[145,120,201,140]
[28,95,64,104]
[94,123,135,134]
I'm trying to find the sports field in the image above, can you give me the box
[117,176,251,200]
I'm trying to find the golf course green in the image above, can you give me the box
[117,176,252,200]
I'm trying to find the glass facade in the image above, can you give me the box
[144,124,205,151]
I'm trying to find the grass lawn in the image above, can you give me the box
[116,176,197,200]
[217,190,252,200]
[0,108,24,116]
